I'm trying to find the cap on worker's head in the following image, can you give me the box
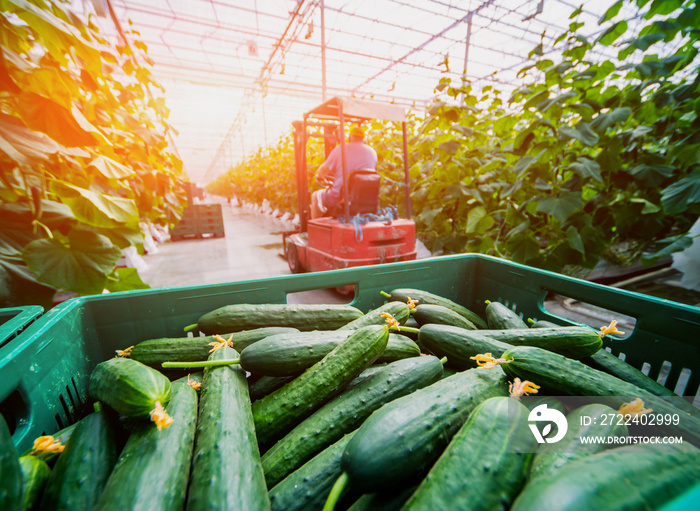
[349,126,365,139]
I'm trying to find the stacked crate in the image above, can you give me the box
[171,204,225,241]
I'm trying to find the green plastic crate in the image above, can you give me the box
[0,254,697,506]
[0,305,43,350]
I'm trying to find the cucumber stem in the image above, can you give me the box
[183,323,198,333]
[484,300,492,305]
[527,318,535,325]
[440,356,448,365]
[390,325,419,334]
[322,472,349,511]
[379,290,391,298]
[162,359,240,369]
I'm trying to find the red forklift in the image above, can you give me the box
[283,97,416,279]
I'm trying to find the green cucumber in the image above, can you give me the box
[89,358,171,419]
[130,327,299,367]
[384,288,488,329]
[268,432,357,511]
[240,331,418,377]
[500,346,700,445]
[584,348,678,397]
[186,346,269,511]
[529,319,566,328]
[252,325,389,448]
[524,396,567,416]
[418,324,514,370]
[485,300,528,329]
[261,356,444,488]
[0,414,22,511]
[339,366,509,493]
[95,381,198,511]
[19,456,51,511]
[511,443,700,511]
[420,324,602,363]
[529,403,628,481]
[402,397,536,511]
[249,366,389,403]
[412,303,477,330]
[249,375,296,402]
[39,408,120,510]
[338,301,410,330]
[346,486,417,511]
[196,303,364,334]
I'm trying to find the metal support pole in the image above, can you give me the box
[338,100,349,221]
[463,14,473,79]
[402,122,411,220]
[320,0,327,101]
[300,118,309,232]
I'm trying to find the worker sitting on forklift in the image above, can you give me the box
[311,125,378,218]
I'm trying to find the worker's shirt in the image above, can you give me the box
[324,142,378,200]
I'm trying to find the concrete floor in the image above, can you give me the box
[139,199,293,290]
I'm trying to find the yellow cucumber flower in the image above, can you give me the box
[470,352,508,370]
[509,378,540,400]
[31,435,65,455]
[209,333,234,353]
[598,320,625,338]
[150,401,174,430]
[618,398,652,417]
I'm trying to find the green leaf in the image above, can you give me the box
[641,234,692,264]
[566,226,585,253]
[645,0,682,18]
[507,233,540,262]
[589,107,631,133]
[465,206,494,234]
[529,43,544,58]
[630,197,661,214]
[22,230,122,295]
[560,122,599,146]
[50,180,139,229]
[536,192,584,223]
[87,155,136,180]
[599,0,623,24]
[629,164,675,187]
[513,156,537,176]
[661,171,700,214]
[17,92,105,147]
[104,267,150,293]
[569,158,603,183]
[0,113,61,165]
[437,140,461,155]
[597,20,628,46]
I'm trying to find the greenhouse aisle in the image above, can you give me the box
[138,199,292,290]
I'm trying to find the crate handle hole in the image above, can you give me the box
[0,390,27,436]
[543,293,636,340]
[286,287,355,305]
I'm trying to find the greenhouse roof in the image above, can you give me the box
[85,0,638,185]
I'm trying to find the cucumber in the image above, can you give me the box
[19,456,51,511]
[252,325,389,448]
[186,346,269,511]
[385,288,488,329]
[584,348,678,397]
[412,303,477,330]
[130,327,299,367]
[268,432,357,511]
[196,303,364,334]
[418,324,514,370]
[402,397,536,511]
[95,381,198,511]
[500,346,700,445]
[529,403,628,481]
[419,324,602,363]
[485,300,528,329]
[511,443,700,511]
[529,319,566,328]
[338,301,410,330]
[524,396,567,416]
[339,366,509,493]
[39,408,120,510]
[0,414,22,511]
[249,375,296,402]
[261,356,444,488]
[240,331,418,377]
[346,486,417,511]
[89,358,172,419]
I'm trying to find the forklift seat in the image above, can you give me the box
[346,169,380,215]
